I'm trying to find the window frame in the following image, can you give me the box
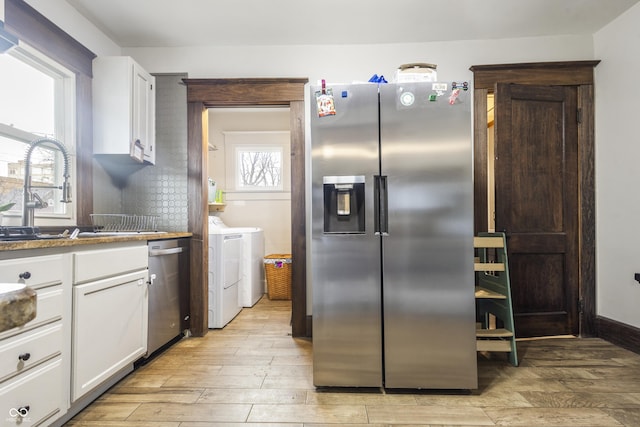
[0,41,77,226]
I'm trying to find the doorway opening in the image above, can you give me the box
[207,107,293,304]
[183,78,308,338]
[486,93,495,233]
[471,62,598,339]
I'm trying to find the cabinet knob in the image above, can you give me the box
[18,353,31,362]
[18,271,31,280]
[9,405,29,418]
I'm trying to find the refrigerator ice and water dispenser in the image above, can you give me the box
[322,175,365,234]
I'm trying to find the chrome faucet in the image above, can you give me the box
[22,138,72,227]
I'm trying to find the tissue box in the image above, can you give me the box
[395,63,438,82]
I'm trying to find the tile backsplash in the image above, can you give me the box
[95,73,189,232]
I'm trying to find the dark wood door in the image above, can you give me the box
[494,83,579,338]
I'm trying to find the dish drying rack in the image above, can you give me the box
[90,214,158,232]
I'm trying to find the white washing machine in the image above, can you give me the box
[210,216,265,307]
[208,226,243,329]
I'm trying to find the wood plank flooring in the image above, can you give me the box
[64,298,640,426]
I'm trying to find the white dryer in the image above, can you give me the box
[208,226,243,329]
[210,216,265,307]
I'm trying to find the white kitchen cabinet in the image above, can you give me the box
[71,243,148,402]
[93,56,156,164]
[0,243,153,424]
[0,253,71,426]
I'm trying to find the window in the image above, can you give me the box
[224,131,290,193]
[0,42,76,225]
[235,146,283,191]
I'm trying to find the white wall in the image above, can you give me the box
[124,35,594,85]
[594,3,640,329]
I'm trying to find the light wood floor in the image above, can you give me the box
[65,297,640,426]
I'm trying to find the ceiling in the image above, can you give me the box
[65,0,639,48]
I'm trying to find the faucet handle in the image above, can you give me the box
[61,180,72,203]
[31,193,48,209]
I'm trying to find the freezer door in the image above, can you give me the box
[310,83,383,387]
[380,82,477,389]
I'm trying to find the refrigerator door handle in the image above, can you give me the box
[374,175,389,236]
[374,175,380,235]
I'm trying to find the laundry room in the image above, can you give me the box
[206,107,293,327]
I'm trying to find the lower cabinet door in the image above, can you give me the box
[72,270,148,402]
[0,357,64,426]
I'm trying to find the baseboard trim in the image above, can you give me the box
[307,314,640,353]
[596,315,640,355]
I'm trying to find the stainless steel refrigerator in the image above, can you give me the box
[310,81,477,389]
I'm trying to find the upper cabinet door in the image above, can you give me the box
[93,56,156,164]
[132,61,155,164]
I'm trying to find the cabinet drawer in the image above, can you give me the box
[74,244,148,283]
[0,254,64,287]
[0,323,62,382]
[0,284,64,339]
[0,357,64,426]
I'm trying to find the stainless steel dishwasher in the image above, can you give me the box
[146,239,184,357]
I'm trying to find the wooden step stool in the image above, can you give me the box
[474,232,518,366]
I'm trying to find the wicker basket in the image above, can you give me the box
[264,254,292,300]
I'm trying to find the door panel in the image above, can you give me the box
[494,83,579,337]
[380,83,476,389]
[310,83,382,387]
[510,254,564,311]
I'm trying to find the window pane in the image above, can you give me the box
[0,54,55,137]
[237,149,282,189]
[0,136,24,211]
[0,135,62,214]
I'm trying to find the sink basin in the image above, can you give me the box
[0,235,64,242]
[35,234,65,240]
[0,283,37,333]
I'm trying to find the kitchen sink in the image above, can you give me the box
[0,226,65,241]
[0,235,65,242]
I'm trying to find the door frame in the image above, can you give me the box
[183,78,309,337]
[470,61,599,337]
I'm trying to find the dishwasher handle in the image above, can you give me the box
[149,247,184,257]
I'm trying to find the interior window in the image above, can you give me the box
[0,43,76,226]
